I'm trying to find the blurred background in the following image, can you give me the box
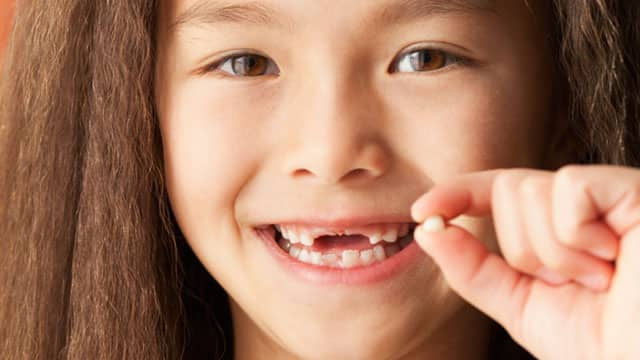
[1,0,13,65]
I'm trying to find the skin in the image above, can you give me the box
[412,166,640,359]
[155,0,561,358]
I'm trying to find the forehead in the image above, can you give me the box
[162,0,498,35]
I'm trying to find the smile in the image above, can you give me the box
[254,219,426,285]
[273,222,416,268]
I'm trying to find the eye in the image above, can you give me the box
[391,48,462,73]
[207,53,279,77]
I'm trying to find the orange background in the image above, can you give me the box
[1,0,14,64]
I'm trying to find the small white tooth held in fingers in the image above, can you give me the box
[421,215,446,234]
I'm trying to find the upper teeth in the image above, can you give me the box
[276,223,411,247]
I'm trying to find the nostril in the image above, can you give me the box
[342,168,370,181]
[291,168,314,178]
[290,167,369,184]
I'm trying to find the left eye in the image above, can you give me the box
[214,53,280,77]
[391,48,461,73]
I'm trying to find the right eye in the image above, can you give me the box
[207,53,280,77]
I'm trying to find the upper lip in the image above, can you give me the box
[255,214,416,230]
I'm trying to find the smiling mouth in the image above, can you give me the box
[264,222,417,269]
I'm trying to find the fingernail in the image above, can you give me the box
[577,273,609,291]
[536,268,569,285]
[410,197,429,222]
[421,215,446,234]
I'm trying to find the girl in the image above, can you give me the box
[1,0,639,359]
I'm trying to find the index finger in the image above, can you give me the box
[411,169,503,223]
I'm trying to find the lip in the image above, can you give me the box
[255,214,417,230]
[253,218,426,286]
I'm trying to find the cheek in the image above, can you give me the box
[387,72,550,175]
[159,80,269,240]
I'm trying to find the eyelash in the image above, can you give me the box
[199,47,470,78]
[391,48,468,73]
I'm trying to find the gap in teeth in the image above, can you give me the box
[274,225,414,268]
[275,223,415,247]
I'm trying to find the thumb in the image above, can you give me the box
[414,220,532,338]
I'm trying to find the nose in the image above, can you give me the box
[282,71,391,185]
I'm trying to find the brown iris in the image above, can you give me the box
[231,55,269,76]
[407,50,446,71]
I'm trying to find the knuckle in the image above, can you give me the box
[494,171,519,191]
[555,232,575,247]
[556,165,589,198]
[519,176,547,199]
[556,226,580,251]
[503,245,538,272]
[540,248,571,273]
[556,164,584,184]
[554,165,588,233]
[494,170,526,199]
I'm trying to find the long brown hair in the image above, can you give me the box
[1,1,639,359]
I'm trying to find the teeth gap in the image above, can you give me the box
[270,223,417,268]
[273,224,418,240]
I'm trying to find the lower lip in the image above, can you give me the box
[254,227,426,286]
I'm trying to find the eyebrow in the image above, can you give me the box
[169,1,292,33]
[375,0,495,27]
[169,0,495,34]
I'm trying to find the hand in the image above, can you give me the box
[410,165,640,360]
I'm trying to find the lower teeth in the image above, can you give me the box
[276,233,413,268]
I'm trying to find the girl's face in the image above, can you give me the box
[156,0,556,358]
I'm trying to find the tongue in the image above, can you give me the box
[309,234,373,252]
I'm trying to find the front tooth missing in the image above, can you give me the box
[382,228,398,243]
